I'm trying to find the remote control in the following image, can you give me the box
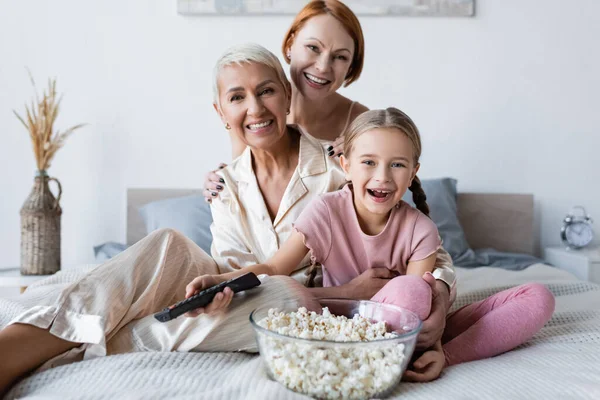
[154,272,261,322]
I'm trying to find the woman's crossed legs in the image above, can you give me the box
[0,229,315,393]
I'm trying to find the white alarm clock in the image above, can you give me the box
[561,206,594,249]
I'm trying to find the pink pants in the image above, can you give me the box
[371,275,555,366]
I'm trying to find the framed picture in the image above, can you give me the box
[177,0,475,17]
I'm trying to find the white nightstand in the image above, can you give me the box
[0,267,53,293]
[544,246,600,284]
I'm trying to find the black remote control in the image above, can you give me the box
[154,272,261,322]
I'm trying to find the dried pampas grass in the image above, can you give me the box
[14,73,86,171]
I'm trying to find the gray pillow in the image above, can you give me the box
[402,178,473,263]
[138,195,213,254]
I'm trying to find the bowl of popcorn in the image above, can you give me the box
[249,298,422,400]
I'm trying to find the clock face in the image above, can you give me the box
[565,222,594,248]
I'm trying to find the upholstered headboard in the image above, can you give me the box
[457,193,534,255]
[127,189,534,255]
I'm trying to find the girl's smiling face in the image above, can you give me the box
[340,127,420,219]
[287,14,354,100]
[214,62,291,150]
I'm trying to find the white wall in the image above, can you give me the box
[1,0,599,270]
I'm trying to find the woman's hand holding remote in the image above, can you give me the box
[184,275,233,317]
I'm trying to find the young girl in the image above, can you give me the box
[188,107,555,382]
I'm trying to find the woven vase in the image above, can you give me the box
[20,170,62,275]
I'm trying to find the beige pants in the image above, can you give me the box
[9,229,315,369]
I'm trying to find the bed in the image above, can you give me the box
[3,190,600,399]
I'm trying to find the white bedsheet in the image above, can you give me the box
[3,263,600,399]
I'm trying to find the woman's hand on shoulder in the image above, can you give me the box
[203,163,227,203]
[326,102,368,159]
[326,135,345,159]
[184,274,232,317]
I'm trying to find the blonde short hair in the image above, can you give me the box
[213,43,291,107]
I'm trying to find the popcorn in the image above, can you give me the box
[256,307,406,400]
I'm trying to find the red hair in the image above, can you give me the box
[282,0,364,87]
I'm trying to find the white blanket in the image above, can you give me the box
[3,264,600,399]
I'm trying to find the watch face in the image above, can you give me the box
[565,222,594,248]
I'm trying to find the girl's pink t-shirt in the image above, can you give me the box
[293,185,441,288]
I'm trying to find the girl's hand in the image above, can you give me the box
[184,274,232,317]
[203,163,227,203]
[344,268,398,300]
[403,344,445,382]
[326,135,344,158]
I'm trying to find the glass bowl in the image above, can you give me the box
[249,298,422,400]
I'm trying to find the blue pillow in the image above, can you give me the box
[138,195,213,254]
[94,241,129,262]
[402,178,473,263]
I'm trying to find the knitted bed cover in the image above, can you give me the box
[2,264,599,400]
